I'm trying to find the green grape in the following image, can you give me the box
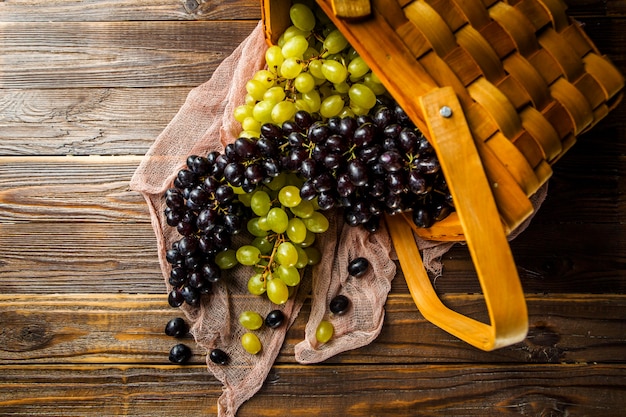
[271,101,296,125]
[282,35,309,59]
[253,100,275,124]
[245,93,257,106]
[301,90,321,113]
[234,104,254,123]
[236,245,261,266]
[305,246,322,266]
[323,29,349,54]
[276,241,298,267]
[349,103,369,116]
[281,25,310,42]
[247,217,268,237]
[266,172,288,191]
[363,73,387,95]
[316,320,334,343]
[241,332,262,355]
[286,217,307,243]
[277,264,301,286]
[245,79,267,102]
[267,277,290,305]
[338,107,356,118]
[290,3,316,32]
[294,245,309,269]
[257,216,272,232]
[278,185,301,207]
[299,229,316,247]
[280,57,303,79]
[294,99,311,112]
[320,95,344,118]
[303,211,330,233]
[266,45,285,69]
[294,72,315,93]
[242,116,261,132]
[266,207,289,234]
[290,200,314,218]
[321,60,348,84]
[252,69,276,88]
[238,190,254,206]
[252,236,273,255]
[349,83,377,109]
[215,249,238,270]
[303,46,320,60]
[348,56,369,79]
[251,190,272,216]
[247,273,266,295]
[307,59,325,79]
[239,311,264,330]
[333,81,350,94]
[263,86,286,103]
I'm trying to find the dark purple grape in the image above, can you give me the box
[196,208,217,232]
[262,158,281,178]
[177,235,198,257]
[338,116,358,138]
[294,110,314,130]
[299,158,318,179]
[336,172,356,198]
[288,147,309,170]
[347,159,368,187]
[202,262,221,283]
[184,254,203,271]
[417,155,441,174]
[168,288,185,307]
[169,266,186,287]
[368,178,386,198]
[327,116,342,133]
[323,153,343,170]
[209,348,229,365]
[257,137,279,157]
[325,134,347,153]
[356,115,374,126]
[394,104,410,125]
[234,137,258,159]
[308,121,330,143]
[176,169,196,188]
[166,248,182,265]
[165,207,182,227]
[363,215,380,232]
[223,163,245,187]
[188,155,211,175]
[373,106,394,128]
[215,184,235,203]
[288,132,306,147]
[357,144,381,164]
[317,191,336,210]
[188,270,206,289]
[202,176,220,193]
[431,201,453,222]
[213,154,229,178]
[300,180,318,201]
[188,186,209,206]
[169,343,192,364]
[265,310,285,329]
[206,151,220,164]
[224,143,239,161]
[398,128,419,153]
[353,123,376,147]
[379,150,404,172]
[313,172,335,192]
[244,164,265,184]
[165,317,188,338]
[260,123,283,141]
[412,207,434,228]
[282,120,301,135]
[383,123,402,140]
[348,257,370,278]
[180,285,200,306]
[387,171,407,195]
[385,194,403,212]
[223,213,243,234]
[408,170,431,195]
[198,235,215,254]
[329,295,350,315]
[165,189,185,209]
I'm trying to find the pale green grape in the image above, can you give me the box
[278,185,301,207]
[321,60,348,84]
[294,99,311,112]
[239,311,264,330]
[301,90,321,113]
[305,246,322,265]
[247,273,266,295]
[271,101,296,125]
[282,35,309,59]
[236,245,261,266]
[245,79,267,102]
[277,264,301,286]
[299,229,316,247]
[338,107,356,118]
[266,207,289,234]
[320,94,344,118]
[303,46,320,60]
[252,69,276,88]
[303,211,330,233]
[294,72,315,93]
[316,320,334,343]
[290,3,316,32]
[265,45,285,69]
[307,59,325,79]
[215,249,238,270]
[323,29,348,54]
[333,82,350,94]
[290,200,314,218]
[251,190,272,216]
[348,56,369,79]
[266,172,288,191]
[294,245,309,269]
[267,278,289,305]
[252,236,273,255]
[253,100,275,124]
[363,73,387,95]
[247,217,268,237]
[237,190,254,206]
[245,94,257,106]
[241,332,262,354]
[281,25,310,42]
[349,83,377,109]
[286,217,307,243]
[280,57,303,79]
[233,104,254,123]
[241,116,261,133]
[349,103,369,116]
[257,216,272,231]
[276,241,298,267]
[263,86,286,103]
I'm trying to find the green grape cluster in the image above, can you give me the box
[234,2,386,138]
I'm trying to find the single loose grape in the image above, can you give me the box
[266,207,289,234]
[278,185,302,207]
[215,249,238,270]
[236,245,261,266]
[267,278,290,305]
[209,348,229,365]
[329,295,350,315]
[239,310,264,330]
[169,343,192,364]
[265,309,285,329]
[316,320,334,343]
[241,332,262,355]
[348,257,370,277]
[165,317,188,338]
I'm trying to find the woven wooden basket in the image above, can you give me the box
[262,0,624,350]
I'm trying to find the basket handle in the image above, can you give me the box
[386,86,528,351]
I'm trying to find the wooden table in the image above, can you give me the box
[1,1,625,415]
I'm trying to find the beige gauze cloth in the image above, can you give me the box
[130,21,546,417]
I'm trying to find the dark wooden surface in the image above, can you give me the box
[1,1,626,416]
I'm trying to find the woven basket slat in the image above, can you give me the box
[488,2,539,57]
[511,129,545,167]
[503,54,553,110]
[519,106,562,161]
[427,0,469,32]
[497,75,533,110]
[539,28,586,81]
[551,77,594,134]
[468,78,522,139]
[511,0,553,30]
[584,54,625,104]
[404,1,458,57]
[449,0,492,29]
[456,25,507,84]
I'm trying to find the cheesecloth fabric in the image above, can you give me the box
[130,21,545,417]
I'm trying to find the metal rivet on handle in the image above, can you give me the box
[440,106,453,118]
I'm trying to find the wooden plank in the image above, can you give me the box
[0,363,624,416]
[0,0,260,22]
[1,293,625,364]
[0,88,190,156]
[0,21,258,89]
